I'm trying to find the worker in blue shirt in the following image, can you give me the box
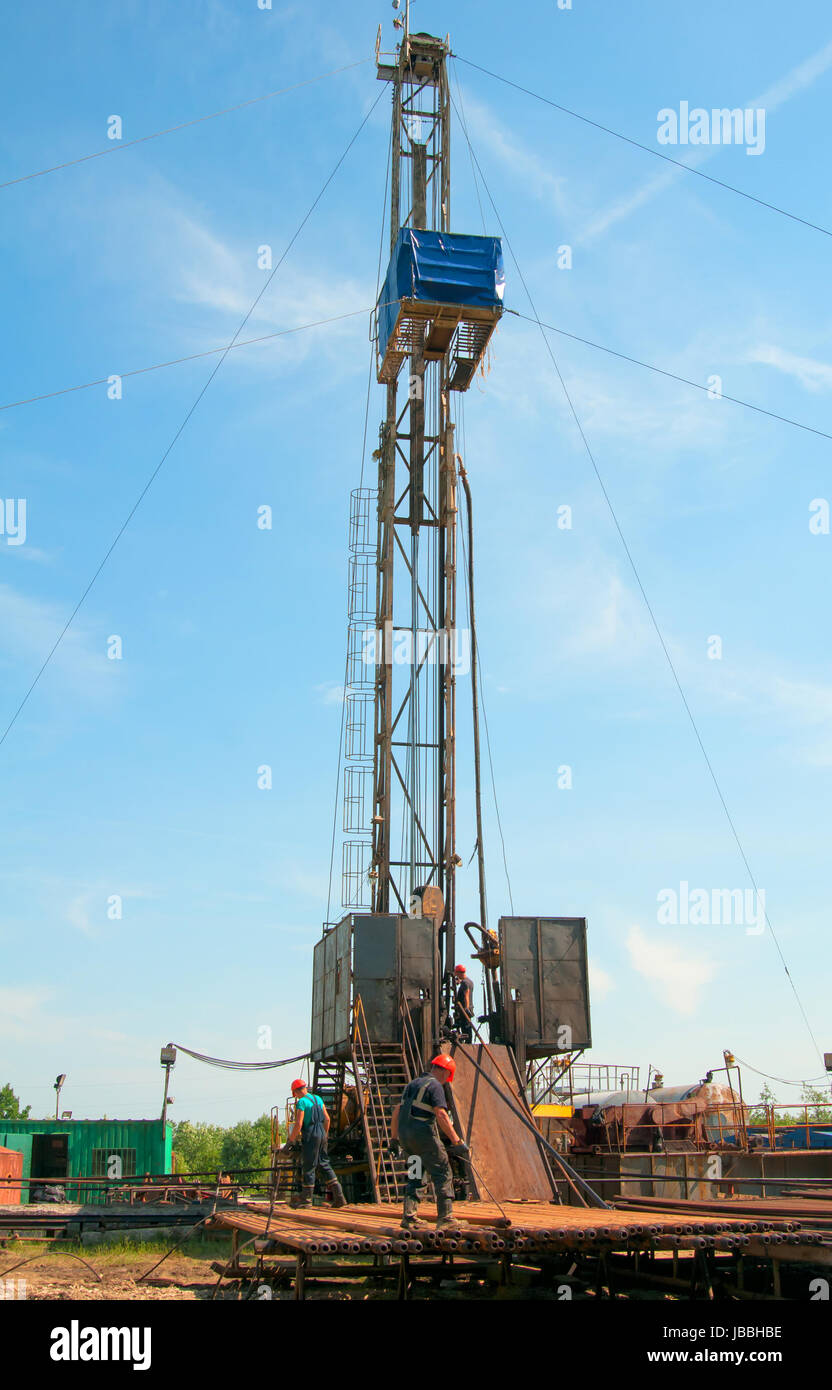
[391,1054,469,1230]
[285,1079,347,1208]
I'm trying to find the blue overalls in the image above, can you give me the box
[299,1094,337,1190]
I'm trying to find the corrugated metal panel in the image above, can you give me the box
[499,916,592,1056]
[311,913,440,1058]
[401,916,439,1039]
[0,1120,172,1202]
[311,915,353,1059]
[353,914,399,1040]
[311,935,326,1055]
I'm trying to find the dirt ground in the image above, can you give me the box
[0,1238,601,1301]
[1,1224,683,1301]
[0,1238,248,1301]
[0,1237,433,1301]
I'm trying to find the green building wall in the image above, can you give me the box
[0,1119,173,1203]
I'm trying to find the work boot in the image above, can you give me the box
[294,1185,314,1209]
[400,1195,425,1230]
[435,1192,455,1232]
[327,1180,347,1209]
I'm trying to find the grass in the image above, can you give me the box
[0,1233,233,1264]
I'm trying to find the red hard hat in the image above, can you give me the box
[453,964,466,974]
[430,1055,456,1081]
[290,1079,307,1093]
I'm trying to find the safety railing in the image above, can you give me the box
[531,1059,641,1108]
[699,1103,748,1150]
[400,993,423,1080]
[747,1103,832,1151]
[351,995,399,1202]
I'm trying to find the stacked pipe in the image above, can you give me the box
[223,1199,824,1260]
[615,1194,832,1229]
[211,1208,419,1256]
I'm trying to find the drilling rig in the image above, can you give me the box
[298,13,594,1207]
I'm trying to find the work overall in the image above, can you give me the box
[454,981,474,1043]
[398,1079,454,1206]
[300,1095,337,1190]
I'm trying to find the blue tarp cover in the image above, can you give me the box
[377,228,504,362]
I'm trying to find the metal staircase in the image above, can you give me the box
[351,997,415,1202]
[311,1058,347,1127]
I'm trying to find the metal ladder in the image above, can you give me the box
[351,997,413,1202]
[311,1058,346,1129]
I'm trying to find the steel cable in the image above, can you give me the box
[0,84,386,752]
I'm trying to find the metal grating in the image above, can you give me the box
[378,300,500,390]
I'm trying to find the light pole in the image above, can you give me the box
[160,1044,176,1130]
[54,1073,66,1120]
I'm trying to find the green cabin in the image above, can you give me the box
[0,1119,172,1203]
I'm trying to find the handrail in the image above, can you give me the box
[350,998,380,1201]
[399,993,423,1079]
[745,1102,832,1150]
[352,995,399,1201]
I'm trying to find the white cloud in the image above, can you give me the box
[314,680,346,706]
[458,93,570,217]
[589,959,614,1000]
[67,886,154,937]
[69,177,375,389]
[768,676,832,725]
[0,545,53,566]
[0,985,55,1038]
[581,166,683,244]
[158,209,373,373]
[564,572,644,659]
[747,344,832,393]
[748,38,832,112]
[486,318,734,456]
[626,923,716,1015]
[701,662,832,748]
[0,584,120,702]
[582,37,832,242]
[507,550,655,675]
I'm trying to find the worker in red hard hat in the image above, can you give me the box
[453,964,474,1042]
[285,1079,347,1209]
[390,1053,468,1231]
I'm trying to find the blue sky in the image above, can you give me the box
[2,0,832,1126]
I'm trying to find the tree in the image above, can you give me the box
[221,1115,274,1188]
[799,1084,832,1125]
[748,1083,800,1127]
[171,1121,224,1176]
[0,1083,31,1120]
[748,1083,777,1126]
